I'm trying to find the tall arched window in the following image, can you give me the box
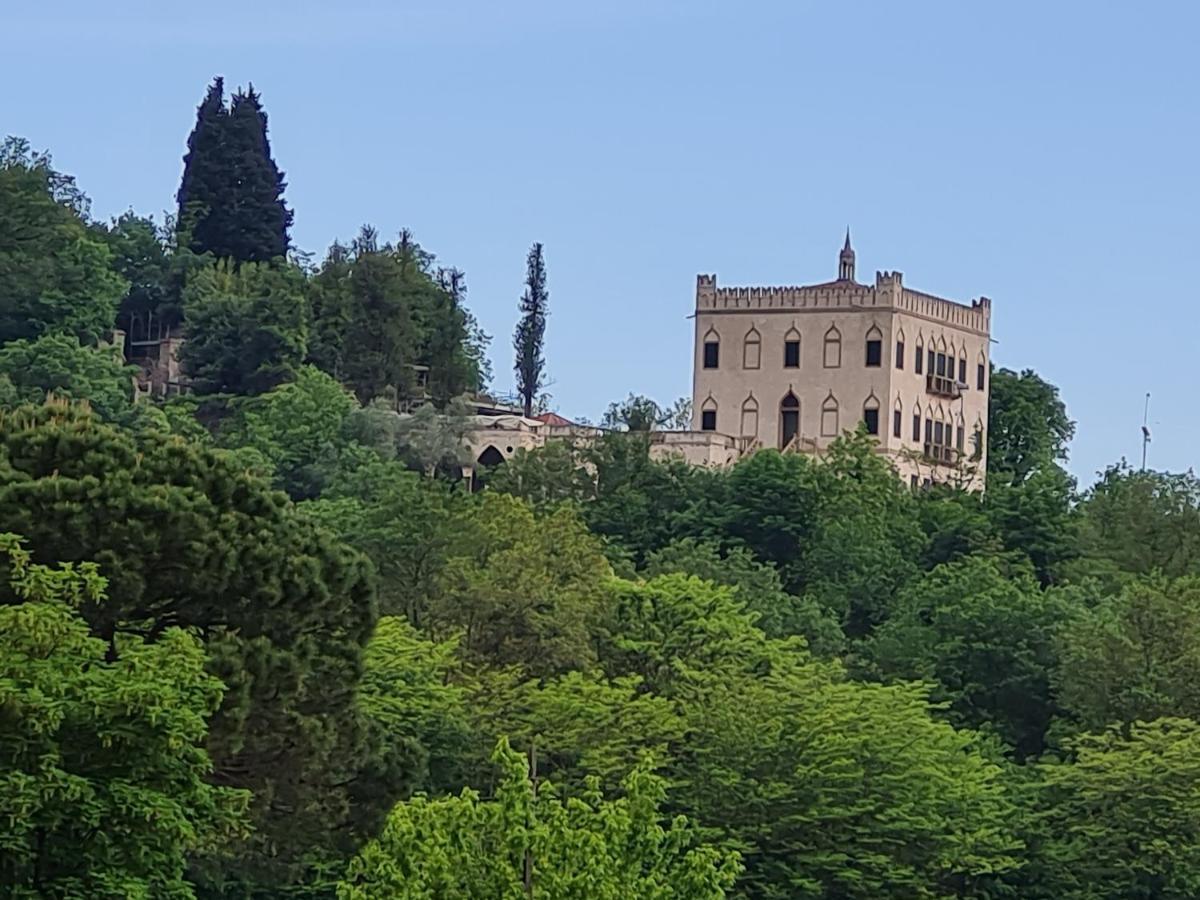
[955,411,966,453]
[743,326,761,369]
[779,392,800,448]
[862,393,880,436]
[895,328,906,370]
[784,326,801,368]
[893,397,903,438]
[915,333,925,375]
[700,396,718,432]
[702,327,720,369]
[821,392,839,437]
[959,350,968,385]
[865,325,883,367]
[823,326,842,368]
[935,336,947,377]
[976,351,987,391]
[911,396,922,441]
[741,394,760,439]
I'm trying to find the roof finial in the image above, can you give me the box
[838,228,856,282]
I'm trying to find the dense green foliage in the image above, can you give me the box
[0,533,248,897]
[340,739,741,899]
[5,91,1200,898]
[177,78,292,263]
[0,138,125,345]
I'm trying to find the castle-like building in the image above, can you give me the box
[690,233,991,488]
[117,233,993,490]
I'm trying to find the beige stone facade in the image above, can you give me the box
[690,235,991,488]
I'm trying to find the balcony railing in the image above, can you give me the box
[922,442,955,465]
[926,374,962,398]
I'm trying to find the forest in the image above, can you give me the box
[3,79,1200,900]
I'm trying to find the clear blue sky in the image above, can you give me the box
[4,1,1197,482]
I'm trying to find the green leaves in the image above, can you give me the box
[0,137,126,346]
[338,739,741,900]
[1030,719,1200,900]
[0,534,249,897]
[180,260,309,395]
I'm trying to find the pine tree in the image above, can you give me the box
[513,242,548,417]
[176,77,292,263]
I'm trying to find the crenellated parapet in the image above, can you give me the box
[696,274,879,312]
[896,288,990,334]
[696,268,990,334]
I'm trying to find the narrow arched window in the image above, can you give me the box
[823,326,841,368]
[915,334,925,375]
[893,398,903,438]
[784,327,801,368]
[862,394,880,436]
[779,392,800,448]
[895,329,906,371]
[821,393,839,437]
[743,326,761,369]
[741,395,760,439]
[700,397,718,432]
[976,352,987,391]
[702,328,720,369]
[958,351,968,385]
[865,325,883,368]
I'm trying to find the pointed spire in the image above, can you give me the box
[838,228,856,282]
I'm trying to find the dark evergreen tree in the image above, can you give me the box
[176,78,292,263]
[513,242,548,417]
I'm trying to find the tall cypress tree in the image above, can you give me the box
[225,85,292,261]
[176,78,292,263]
[513,242,548,417]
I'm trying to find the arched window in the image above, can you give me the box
[911,396,922,441]
[933,403,946,448]
[821,392,839,437]
[915,333,925,375]
[934,336,947,377]
[924,404,934,445]
[784,326,801,368]
[702,327,720,369]
[741,394,760,439]
[865,325,883,367]
[862,393,880,436]
[955,411,966,453]
[700,396,718,432]
[895,328,906,371]
[893,397,903,438]
[958,350,968,385]
[972,416,985,460]
[779,391,800,448]
[823,326,842,368]
[743,326,761,369]
[976,351,987,391]
[477,445,505,468]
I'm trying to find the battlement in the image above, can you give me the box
[695,274,879,312]
[694,236,992,335]
[896,287,991,334]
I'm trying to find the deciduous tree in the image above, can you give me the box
[0,137,125,345]
[339,739,741,900]
[0,534,248,897]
